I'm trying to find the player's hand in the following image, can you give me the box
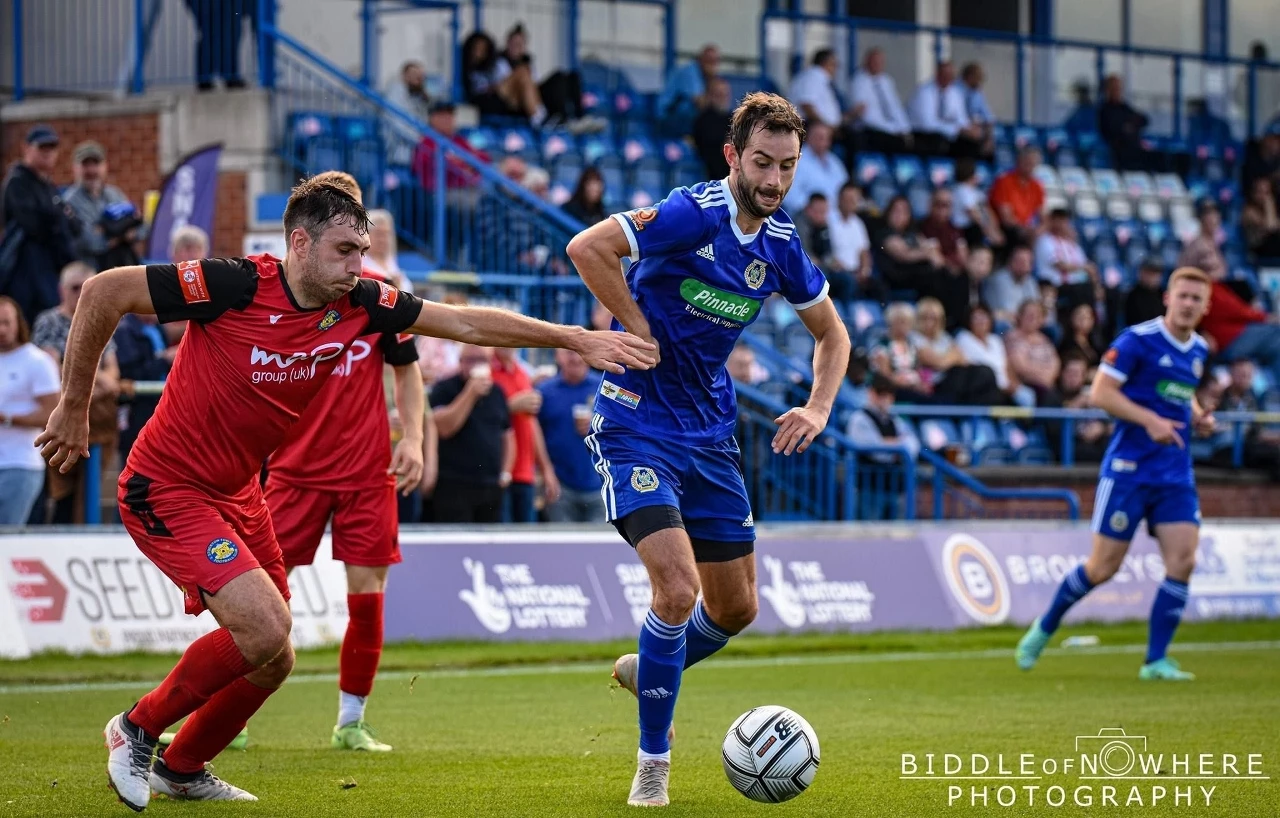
[388,437,425,495]
[1145,416,1186,448]
[1193,412,1217,437]
[573,330,657,375]
[772,405,830,456]
[509,389,543,415]
[542,470,561,505]
[34,401,91,474]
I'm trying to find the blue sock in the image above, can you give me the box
[637,610,686,756]
[1146,578,1189,664]
[1040,565,1095,634]
[683,601,732,669]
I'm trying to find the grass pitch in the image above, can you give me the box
[1,620,1277,817]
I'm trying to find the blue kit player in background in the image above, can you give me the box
[566,92,851,807]
[1017,267,1217,681]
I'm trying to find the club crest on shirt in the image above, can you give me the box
[1192,358,1204,378]
[176,259,210,304]
[318,309,341,331]
[206,538,238,564]
[744,259,768,290]
[1102,348,1118,365]
[631,467,660,493]
[1109,511,1129,533]
[626,208,658,231]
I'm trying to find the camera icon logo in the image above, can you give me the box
[1076,728,1148,777]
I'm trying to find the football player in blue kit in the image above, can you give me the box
[566,92,850,806]
[1017,267,1217,681]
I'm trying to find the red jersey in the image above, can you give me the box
[127,255,422,498]
[268,269,419,490]
[491,356,536,484]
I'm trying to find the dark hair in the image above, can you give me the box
[968,303,992,326]
[813,48,836,67]
[462,31,498,72]
[839,181,862,197]
[961,62,981,81]
[806,192,828,205]
[1049,207,1072,220]
[0,295,30,345]
[283,175,371,242]
[954,157,976,183]
[869,372,896,396]
[1061,350,1090,369]
[729,92,806,157]
[567,166,606,220]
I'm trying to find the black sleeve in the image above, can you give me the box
[495,391,511,430]
[145,258,259,324]
[429,377,460,409]
[379,330,419,367]
[350,278,423,335]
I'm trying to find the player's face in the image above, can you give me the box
[729,128,800,220]
[298,222,370,304]
[1164,279,1210,332]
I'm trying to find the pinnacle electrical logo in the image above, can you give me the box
[900,728,1269,809]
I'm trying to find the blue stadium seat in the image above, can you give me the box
[347,138,384,194]
[621,135,656,164]
[893,156,925,187]
[994,143,1016,172]
[917,419,962,452]
[974,162,993,187]
[868,177,898,211]
[629,158,666,193]
[1058,167,1092,196]
[1092,238,1120,268]
[848,300,884,334]
[781,321,816,360]
[303,137,344,178]
[1159,236,1182,269]
[540,131,578,162]
[336,115,378,142]
[673,160,704,189]
[552,153,585,189]
[973,446,1015,465]
[1043,127,1070,160]
[660,140,692,164]
[855,152,890,185]
[906,181,932,219]
[581,134,613,165]
[597,156,626,201]
[927,158,955,188]
[499,128,539,160]
[1013,126,1041,150]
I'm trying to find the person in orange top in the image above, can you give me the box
[490,348,561,521]
[988,146,1045,246]
[1198,279,1280,388]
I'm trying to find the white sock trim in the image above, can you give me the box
[337,691,367,727]
[638,748,671,763]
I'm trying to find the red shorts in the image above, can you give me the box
[117,467,290,616]
[264,476,401,568]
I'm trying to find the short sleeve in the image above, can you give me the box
[379,331,419,367]
[1099,331,1141,384]
[350,278,423,335]
[611,187,711,261]
[780,240,830,311]
[495,393,511,430]
[146,258,259,324]
[28,348,61,397]
[428,377,461,408]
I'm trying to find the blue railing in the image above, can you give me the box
[922,449,1081,521]
[760,9,1280,140]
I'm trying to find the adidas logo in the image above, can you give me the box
[696,244,715,261]
[641,687,673,699]
[1159,355,1173,367]
[743,513,754,528]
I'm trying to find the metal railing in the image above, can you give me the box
[923,450,1080,521]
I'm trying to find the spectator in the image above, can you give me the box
[0,296,59,526]
[1051,352,1110,462]
[1243,131,1280,197]
[1005,299,1061,404]
[983,244,1040,325]
[869,302,929,401]
[849,47,912,155]
[1186,98,1233,150]
[951,157,1004,250]
[956,304,1016,400]
[563,167,608,226]
[537,349,604,522]
[491,348,559,523]
[1062,80,1098,138]
[385,60,432,121]
[1124,259,1167,327]
[63,141,135,270]
[873,195,947,293]
[113,310,177,464]
[794,193,833,265]
[692,77,733,179]
[476,157,563,275]
[1241,177,1280,259]
[590,299,614,332]
[659,44,721,138]
[923,243,992,335]
[1,125,80,324]
[845,373,920,520]
[462,29,549,127]
[913,296,1004,406]
[412,102,489,193]
[988,146,1045,246]
[959,62,996,157]
[429,345,515,523]
[1198,278,1280,388]
[790,49,853,132]
[784,122,847,213]
[1035,207,1096,319]
[919,188,968,274]
[1178,199,1242,298]
[362,209,408,290]
[727,342,770,386]
[184,0,250,90]
[499,23,597,130]
[1058,302,1104,375]
[169,224,209,263]
[1213,359,1280,475]
[1098,74,1150,171]
[1039,279,1061,340]
[909,61,985,158]
[33,263,118,378]
[828,184,884,303]
[418,292,467,386]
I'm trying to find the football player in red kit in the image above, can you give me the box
[36,175,656,810]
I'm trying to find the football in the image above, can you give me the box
[721,705,821,803]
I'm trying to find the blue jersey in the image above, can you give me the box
[600,179,829,443]
[1097,318,1209,486]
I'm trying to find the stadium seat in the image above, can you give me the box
[918,418,961,452]
[994,142,1016,172]
[974,162,994,187]
[1058,167,1092,197]
[855,152,890,185]
[927,158,955,188]
[1044,192,1070,214]
[622,135,656,164]
[540,131,578,162]
[1043,127,1070,159]
[303,137,344,178]
[629,157,666,193]
[973,446,1015,465]
[1154,172,1188,200]
[893,156,926,187]
[581,133,613,164]
[1091,169,1122,197]
[1159,236,1182,268]
[347,138,384,194]
[1013,126,1041,151]
[906,181,931,219]
[1054,145,1080,168]
[1136,197,1166,225]
[1123,171,1155,199]
[780,322,816,360]
[1092,238,1120,268]
[868,177,898,211]
[1033,164,1061,193]
[552,153,585,189]
[849,300,884,333]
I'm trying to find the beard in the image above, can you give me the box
[734,174,784,220]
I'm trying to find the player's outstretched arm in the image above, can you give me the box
[406,301,656,375]
[773,298,851,456]
[1090,372,1185,448]
[35,265,153,472]
[566,218,654,348]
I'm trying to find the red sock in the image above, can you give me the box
[163,678,276,774]
[129,628,255,738]
[339,593,384,697]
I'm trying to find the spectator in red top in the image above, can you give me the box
[988,146,1045,246]
[411,102,489,193]
[919,187,968,274]
[1198,279,1280,388]
[491,348,560,521]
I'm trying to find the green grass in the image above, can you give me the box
[1,620,1277,816]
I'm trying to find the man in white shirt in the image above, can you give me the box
[789,49,849,130]
[849,47,912,155]
[909,61,985,157]
[783,122,848,212]
[1035,208,1098,325]
[828,182,880,301]
[0,296,60,526]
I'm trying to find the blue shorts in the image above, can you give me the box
[1091,478,1200,541]
[584,413,755,543]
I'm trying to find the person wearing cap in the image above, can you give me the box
[0,125,80,324]
[63,141,136,270]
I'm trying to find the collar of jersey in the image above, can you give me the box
[277,261,325,313]
[720,177,761,246]
[1152,317,1195,353]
